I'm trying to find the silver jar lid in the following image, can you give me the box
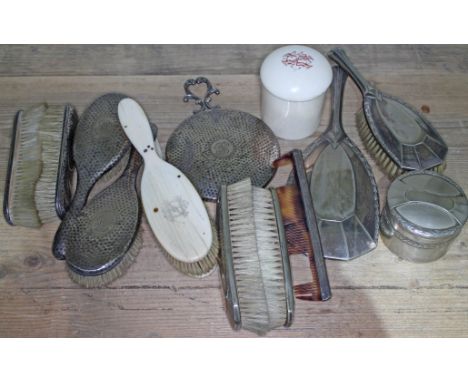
[387,171,468,241]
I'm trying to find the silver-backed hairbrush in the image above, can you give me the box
[328,48,448,178]
[3,103,77,228]
[52,94,135,260]
[218,178,294,334]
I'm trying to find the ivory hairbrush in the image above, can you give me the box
[118,98,218,277]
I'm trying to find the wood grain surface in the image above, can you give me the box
[0,45,467,337]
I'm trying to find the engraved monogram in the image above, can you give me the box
[162,196,190,222]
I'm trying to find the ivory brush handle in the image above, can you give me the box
[118,98,163,160]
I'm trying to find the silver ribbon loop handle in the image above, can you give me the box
[183,77,220,114]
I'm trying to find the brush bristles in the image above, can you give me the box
[356,109,446,177]
[432,162,446,173]
[34,105,66,224]
[9,105,46,227]
[67,230,143,288]
[227,179,270,333]
[225,179,287,334]
[356,110,403,178]
[163,220,219,278]
[252,187,287,330]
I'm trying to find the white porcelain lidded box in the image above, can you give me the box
[260,45,333,140]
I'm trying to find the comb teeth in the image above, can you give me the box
[294,283,321,301]
[275,185,322,301]
[356,109,446,177]
[273,149,331,301]
[222,179,288,334]
[6,105,46,227]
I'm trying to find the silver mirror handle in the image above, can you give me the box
[327,66,348,141]
[328,48,375,95]
[183,77,220,114]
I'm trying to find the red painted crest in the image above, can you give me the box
[281,51,314,69]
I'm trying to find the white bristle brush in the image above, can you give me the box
[219,178,292,334]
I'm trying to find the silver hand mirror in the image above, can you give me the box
[292,66,379,261]
[165,77,280,201]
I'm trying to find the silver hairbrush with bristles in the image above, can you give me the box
[218,178,294,334]
[328,48,448,177]
[3,103,77,228]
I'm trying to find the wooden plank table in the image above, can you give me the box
[0,45,467,337]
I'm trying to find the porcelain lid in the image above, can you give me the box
[260,45,332,102]
[387,171,468,238]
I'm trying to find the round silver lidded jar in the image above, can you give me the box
[260,45,332,140]
[380,170,468,263]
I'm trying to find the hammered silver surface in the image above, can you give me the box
[70,93,131,212]
[52,94,158,262]
[166,108,280,201]
[62,151,142,275]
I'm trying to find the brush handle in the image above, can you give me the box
[118,98,213,263]
[118,99,164,161]
[53,168,107,260]
[325,66,348,143]
[328,48,375,95]
[122,121,159,180]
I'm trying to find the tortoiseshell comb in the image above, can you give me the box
[274,149,331,301]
